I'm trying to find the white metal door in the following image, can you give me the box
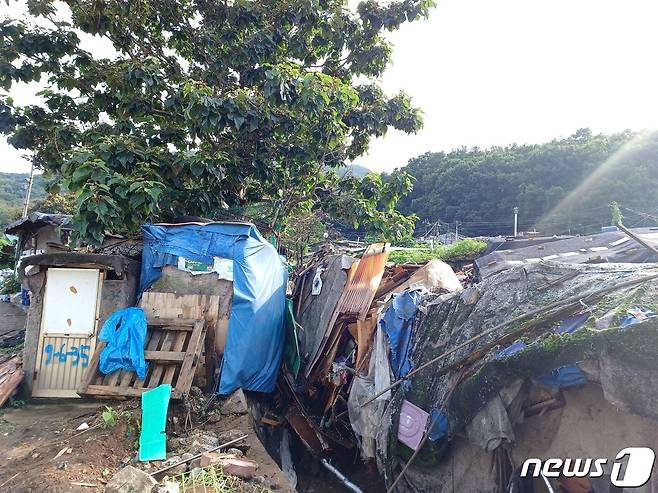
[33,268,102,398]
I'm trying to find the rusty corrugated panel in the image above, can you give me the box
[335,242,389,320]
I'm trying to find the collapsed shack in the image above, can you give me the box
[249,243,465,488]
[254,237,658,492]
[359,261,658,492]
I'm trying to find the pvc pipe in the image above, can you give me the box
[321,459,363,493]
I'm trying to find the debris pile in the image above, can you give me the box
[249,243,464,488]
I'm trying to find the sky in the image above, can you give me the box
[3,0,658,174]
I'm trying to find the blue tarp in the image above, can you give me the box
[380,289,423,388]
[98,307,149,380]
[536,365,587,389]
[496,312,589,389]
[620,306,657,328]
[139,222,287,395]
[428,409,450,442]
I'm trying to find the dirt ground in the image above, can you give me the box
[0,398,294,493]
[0,301,27,345]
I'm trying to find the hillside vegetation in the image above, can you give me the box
[0,173,46,227]
[394,129,658,236]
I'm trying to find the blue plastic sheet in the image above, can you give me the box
[428,409,449,442]
[496,312,589,389]
[536,365,587,389]
[380,289,423,387]
[554,312,589,334]
[98,307,148,380]
[139,222,287,395]
[620,306,657,328]
[496,340,526,359]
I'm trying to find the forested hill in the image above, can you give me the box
[394,129,658,237]
[0,173,46,227]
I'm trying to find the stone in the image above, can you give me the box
[226,448,244,457]
[105,465,158,493]
[155,479,180,493]
[199,451,229,468]
[217,429,248,445]
[181,452,195,462]
[220,390,248,415]
[167,437,184,452]
[163,455,181,466]
[187,433,220,453]
[220,458,259,479]
[162,455,186,475]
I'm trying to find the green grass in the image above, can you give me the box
[172,465,272,493]
[387,239,486,264]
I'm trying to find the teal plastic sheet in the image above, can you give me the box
[139,384,171,461]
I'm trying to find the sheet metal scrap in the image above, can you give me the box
[335,243,389,320]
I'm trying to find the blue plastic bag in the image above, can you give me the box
[98,307,148,380]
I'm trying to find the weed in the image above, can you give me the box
[101,406,119,428]
[388,239,487,264]
[0,343,24,355]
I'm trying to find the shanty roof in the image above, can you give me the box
[5,212,72,235]
[476,227,658,278]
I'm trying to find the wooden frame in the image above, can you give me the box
[77,318,205,399]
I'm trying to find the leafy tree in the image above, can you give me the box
[28,192,77,215]
[0,0,431,242]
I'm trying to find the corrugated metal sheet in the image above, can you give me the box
[335,242,389,320]
[33,334,97,397]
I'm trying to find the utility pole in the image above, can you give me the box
[513,207,519,237]
[454,221,460,243]
[22,161,35,218]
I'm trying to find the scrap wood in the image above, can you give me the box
[78,318,205,400]
[150,435,248,476]
[0,355,23,407]
[361,270,658,407]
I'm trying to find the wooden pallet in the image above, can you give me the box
[78,318,205,399]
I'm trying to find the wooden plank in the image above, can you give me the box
[355,317,377,370]
[78,341,106,393]
[84,384,182,399]
[147,318,197,327]
[78,317,205,400]
[174,320,205,394]
[162,330,188,385]
[147,330,173,388]
[143,351,185,363]
[134,329,164,388]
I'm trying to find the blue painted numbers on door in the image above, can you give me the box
[44,343,90,367]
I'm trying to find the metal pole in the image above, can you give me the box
[513,207,519,237]
[22,161,35,217]
[321,459,363,493]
